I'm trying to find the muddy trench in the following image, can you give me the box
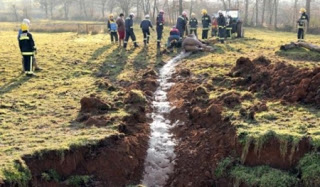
[10,55,316,187]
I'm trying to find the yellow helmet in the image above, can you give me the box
[21,23,29,31]
[202,9,207,15]
[191,13,196,17]
[300,8,306,13]
[109,14,114,18]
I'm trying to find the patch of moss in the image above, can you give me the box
[298,153,320,186]
[2,160,31,187]
[41,169,61,182]
[65,175,92,187]
[215,157,234,178]
[231,165,298,187]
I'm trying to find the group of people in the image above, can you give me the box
[106,9,237,51]
[16,8,309,76]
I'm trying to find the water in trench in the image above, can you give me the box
[142,52,191,187]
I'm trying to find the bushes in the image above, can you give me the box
[298,153,320,186]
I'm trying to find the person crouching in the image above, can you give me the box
[167,26,181,52]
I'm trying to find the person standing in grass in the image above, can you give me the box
[156,10,165,48]
[17,19,40,72]
[189,13,198,38]
[140,15,154,46]
[124,13,139,49]
[116,13,125,47]
[107,14,118,44]
[297,8,309,41]
[217,11,226,44]
[176,11,188,40]
[18,22,37,76]
[201,9,211,41]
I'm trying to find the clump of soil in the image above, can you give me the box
[218,92,241,108]
[230,56,320,106]
[80,95,111,114]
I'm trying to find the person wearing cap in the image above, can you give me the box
[107,14,118,43]
[17,19,40,72]
[201,9,211,41]
[217,11,226,43]
[189,13,198,38]
[176,11,188,39]
[116,13,125,47]
[156,10,165,48]
[167,26,181,52]
[18,22,36,76]
[124,13,139,49]
[140,15,154,46]
[297,8,309,41]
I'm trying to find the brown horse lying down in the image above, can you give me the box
[182,34,215,52]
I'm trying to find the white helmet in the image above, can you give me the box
[182,11,187,16]
[130,13,135,17]
[145,14,150,19]
[22,18,31,26]
[218,10,223,14]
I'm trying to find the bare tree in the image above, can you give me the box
[273,0,279,28]
[306,0,311,28]
[118,0,132,17]
[36,0,49,18]
[61,0,73,19]
[261,0,266,26]
[292,0,299,29]
[221,0,227,10]
[244,0,249,25]
[12,4,19,21]
[99,0,107,18]
[179,0,182,15]
[255,0,259,26]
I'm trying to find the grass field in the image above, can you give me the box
[0,22,320,182]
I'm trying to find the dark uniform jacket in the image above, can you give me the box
[18,31,36,55]
[176,16,187,30]
[140,19,153,31]
[217,15,226,27]
[189,18,198,29]
[202,14,211,28]
[125,17,134,31]
[156,13,165,29]
[298,13,309,28]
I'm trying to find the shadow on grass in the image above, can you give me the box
[95,47,129,81]
[132,47,150,71]
[275,48,320,62]
[0,75,32,95]
[88,44,114,63]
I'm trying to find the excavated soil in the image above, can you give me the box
[230,56,320,106]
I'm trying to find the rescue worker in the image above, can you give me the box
[217,11,226,43]
[211,15,218,37]
[116,13,125,47]
[140,14,154,46]
[107,14,118,43]
[201,9,211,40]
[189,13,198,37]
[176,11,188,39]
[17,19,40,72]
[124,13,139,49]
[18,22,36,76]
[226,14,233,39]
[297,8,309,41]
[156,10,165,48]
[167,26,181,52]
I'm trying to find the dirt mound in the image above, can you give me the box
[80,96,111,114]
[230,56,320,106]
[23,131,149,187]
[218,92,241,108]
[166,72,238,186]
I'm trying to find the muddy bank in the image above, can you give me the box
[165,62,314,186]
[229,56,320,106]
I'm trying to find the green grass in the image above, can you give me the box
[298,153,320,186]
[0,23,173,182]
[230,165,298,187]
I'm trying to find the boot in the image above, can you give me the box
[123,43,127,49]
[144,40,147,46]
[157,42,161,48]
[134,42,139,48]
[147,37,150,44]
